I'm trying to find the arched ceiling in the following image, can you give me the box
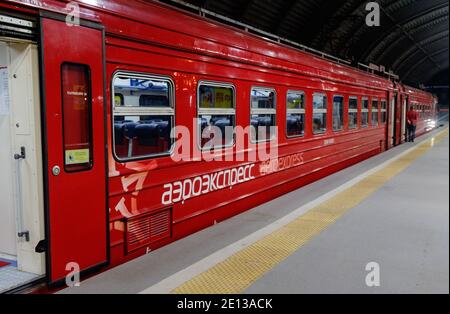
[159,0,449,87]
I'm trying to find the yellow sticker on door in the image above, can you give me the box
[65,149,90,165]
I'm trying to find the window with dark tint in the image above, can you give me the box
[333,96,344,131]
[362,98,369,127]
[286,91,305,137]
[113,73,174,160]
[348,97,358,129]
[313,93,327,134]
[251,87,276,142]
[372,99,379,126]
[198,83,235,149]
[61,63,93,172]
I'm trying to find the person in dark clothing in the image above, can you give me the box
[406,106,419,142]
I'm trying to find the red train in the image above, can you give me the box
[0,0,438,288]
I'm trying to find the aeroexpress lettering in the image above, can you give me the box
[259,153,305,175]
[162,164,256,205]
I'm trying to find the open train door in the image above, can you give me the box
[40,14,108,285]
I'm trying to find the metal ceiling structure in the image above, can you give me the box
[159,0,449,87]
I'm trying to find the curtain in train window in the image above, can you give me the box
[112,73,174,160]
[61,63,93,172]
[286,91,305,137]
[372,99,379,126]
[313,93,327,134]
[348,97,358,129]
[250,87,277,142]
[361,98,369,127]
[333,96,344,131]
[198,83,236,150]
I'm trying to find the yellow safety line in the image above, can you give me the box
[172,129,449,294]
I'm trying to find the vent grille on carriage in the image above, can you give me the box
[126,209,171,253]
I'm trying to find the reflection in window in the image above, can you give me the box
[198,83,235,149]
[287,91,305,137]
[349,97,358,129]
[313,93,327,134]
[251,87,276,142]
[333,96,344,131]
[113,73,174,160]
[362,98,369,127]
[372,99,379,126]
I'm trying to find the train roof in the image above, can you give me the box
[5,0,432,95]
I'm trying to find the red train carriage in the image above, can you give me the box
[0,0,438,287]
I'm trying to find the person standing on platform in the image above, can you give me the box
[407,106,419,142]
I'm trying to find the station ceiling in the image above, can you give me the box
[160,0,449,87]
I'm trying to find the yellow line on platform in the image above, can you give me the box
[172,129,449,294]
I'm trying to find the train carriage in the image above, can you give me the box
[0,0,438,288]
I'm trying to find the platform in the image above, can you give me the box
[60,126,449,294]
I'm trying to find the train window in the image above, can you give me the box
[286,91,305,138]
[361,98,369,127]
[348,97,358,129]
[112,73,175,161]
[333,95,344,131]
[61,63,93,172]
[250,87,277,142]
[372,99,379,126]
[198,82,236,150]
[381,99,387,124]
[313,93,327,134]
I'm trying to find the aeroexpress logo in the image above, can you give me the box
[162,164,256,206]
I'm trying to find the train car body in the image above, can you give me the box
[0,0,438,288]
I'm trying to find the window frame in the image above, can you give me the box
[250,86,277,144]
[361,97,369,128]
[371,98,379,127]
[286,90,306,139]
[197,80,237,151]
[380,99,387,124]
[332,94,345,132]
[61,62,94,173]
[312,92,328,135]
[111,71,176,162]
[348,96,359,130]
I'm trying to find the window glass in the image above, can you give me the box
[198,83,235,149]
[313,94,327,134]
[372,99,379,126]
[251,87,276,142]
[381,100,387,124]
[251,88,276,109]
[333,96,344,131]
[348,97,358,129]
[199,85,234,109]
[113,74,174,160]
[286,91,305,137]
[61,63,93,172]
[361,98,369,127]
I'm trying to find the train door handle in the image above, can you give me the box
[14,146,26,160]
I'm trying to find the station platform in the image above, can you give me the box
[60,126,449,294]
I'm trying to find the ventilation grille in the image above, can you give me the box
[126,209,171,253]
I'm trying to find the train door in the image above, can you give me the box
[0,37,45,290]
[389,92,396,148]
[40,15,108,284]
[401,95,409,143]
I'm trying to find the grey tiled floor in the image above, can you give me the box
[0,265,40,293]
